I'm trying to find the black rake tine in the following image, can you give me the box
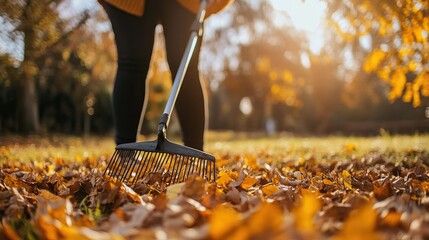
[168,154,178,184]
[130,151,145,182]
[177,156,187,182]
[164,153,175,174]
[209,161,212,181]
[119,150,136,180]
[126,150,143,182]
[140,152,156,179]
[107,150,122,177]
[121,150,139,182]
[196,158,203,177]
[187,157,195,178]
[202,159,208,180]
[168,154,180,185]
[153,153,167,172]
[173,155,185,184]
[181,156,192,182]
[104,151,119,175]
[147,152,160,174]
[212,161,216,181]
[133,151,150,183]
[110,150,131,178]
[158,153,171,173]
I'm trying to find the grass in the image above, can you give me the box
[1,132,428,162]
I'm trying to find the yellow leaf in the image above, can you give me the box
[420,72,429,97]
[363,49,386,73]
[413,27,425,43]
[376,66,390,81]
[389,68,407,102]
[292,189,321,232]
[402,83,413,103]
[261,184,280,197]
[408,60,419,72]
[333,202,380,240]
[241,176,258,190]
[209,205,241,239]
[343,143,356,153]
[413,87,421,107]
[342,170,353,190]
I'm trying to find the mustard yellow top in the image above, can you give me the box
[102,0,234,17]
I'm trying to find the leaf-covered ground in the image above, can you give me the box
[0,134,428,240]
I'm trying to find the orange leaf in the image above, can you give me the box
[381,210,402,228]
[1,219,20,240]
[209,205,241,239]
[246,203,284,237]
[241,176,258,190]
[261,184,280,197]
[333,202,379,240]
[292,189,321,232]
[323,179,334,185]
[216,170,237,190]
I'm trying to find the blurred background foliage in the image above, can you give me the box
[0,0,428,136]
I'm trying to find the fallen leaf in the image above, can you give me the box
[241,176,258,190]
[209,205,241,239]
[292,189,321,232]
[166,182,185,200]
[261,184,280,197]
[342,170,353,190]
[333,202,379,240]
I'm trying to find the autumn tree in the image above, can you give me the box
[203,0,308,131]
[326,0,429,107]
[0,0,90,133]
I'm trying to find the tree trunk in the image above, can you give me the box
[17,61,39,133]
[17,24,40,133]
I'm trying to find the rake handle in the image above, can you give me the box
[157,0,208,141]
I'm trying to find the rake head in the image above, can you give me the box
[104,138,216,185]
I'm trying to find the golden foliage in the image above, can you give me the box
[1,140,429,239]
[329,0,429,106]
[256,56,302,107]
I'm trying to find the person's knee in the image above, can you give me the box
[117,56,150,73]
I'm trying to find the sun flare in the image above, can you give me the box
[270,0,327,53]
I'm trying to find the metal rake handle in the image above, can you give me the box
[157,0,208,141]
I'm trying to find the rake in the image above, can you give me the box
[104,0,216,185]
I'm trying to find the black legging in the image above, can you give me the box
[104,0,206,150]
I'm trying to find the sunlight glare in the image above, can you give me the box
[270,0,327,53]
[271,0,326,32]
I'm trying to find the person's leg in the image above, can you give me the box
[161,0,207,151]
[104,2,158,145]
